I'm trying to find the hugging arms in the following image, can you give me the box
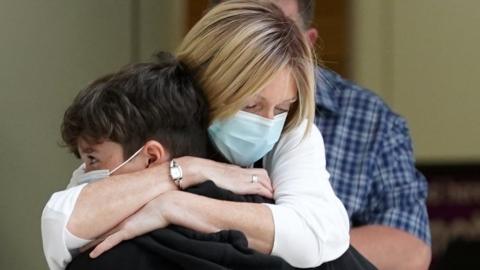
[41,2,351,269]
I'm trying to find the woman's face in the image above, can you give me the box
[242,67,297,119]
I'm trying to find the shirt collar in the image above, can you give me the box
[315,67,340,114]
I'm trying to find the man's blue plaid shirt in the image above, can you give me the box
[314,68,431,244]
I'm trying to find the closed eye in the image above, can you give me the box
[243,103,262,113]
[275,106,290,114]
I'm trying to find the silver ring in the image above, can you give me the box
[251,174,258,183]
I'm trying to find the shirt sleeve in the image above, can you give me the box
[41,166,91,270]
[367,116,431,244]
[264,120,350,268]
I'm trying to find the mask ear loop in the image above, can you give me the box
[109,146,145,175]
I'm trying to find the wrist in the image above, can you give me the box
[158,191,182,224]
[150,162,177,192]
[175,156,207,188]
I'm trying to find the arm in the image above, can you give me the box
[42,155,272,268]
[91,121,350,268]
[67,162,176,240]
[351,225,431,270]
[264,121,350,267]
[41,163,176,269]
[180,158,274,199]
[87,190,273,258]
[164,191,274,253]
[351,116,431,270]
[176,122,350,266]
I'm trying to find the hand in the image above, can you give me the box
[213,164,273,198]
[87,194,169,258]
[181,157,273,198]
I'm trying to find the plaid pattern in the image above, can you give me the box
[314,68,431,244]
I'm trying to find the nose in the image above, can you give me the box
[256,107,275,120]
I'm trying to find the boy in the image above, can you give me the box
[42,52,210,270]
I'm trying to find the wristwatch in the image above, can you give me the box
[169,159,183,189]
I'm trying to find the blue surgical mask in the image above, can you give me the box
[208,111,287,167]
[72,146,144,185]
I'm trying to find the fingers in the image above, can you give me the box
[253,184,274,199]
[196,161,275,198]
[246,174,273,199]
[80,224,122,253]
[89,230,128,258]
[250,169,273,193]
[80,237,103,253]
[238,181,273,198]
[259,176,273,194]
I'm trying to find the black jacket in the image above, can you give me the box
[67,181,376,270]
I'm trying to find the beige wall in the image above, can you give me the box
[137,0,185,61]
[0,0,184,269]
[351,0,480,163]
[2,0,479,268]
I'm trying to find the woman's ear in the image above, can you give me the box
[304,27,318,48]
[143,140,170,167]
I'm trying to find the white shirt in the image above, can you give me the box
[41,183,89,270]
[41,121,349,269]
[264,120,350,267]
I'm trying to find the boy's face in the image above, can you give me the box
[77,138,145,175]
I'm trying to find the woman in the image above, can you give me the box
[42,1,350,269]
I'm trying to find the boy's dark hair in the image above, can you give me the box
[61,52,209,160]
[209,0,315,29]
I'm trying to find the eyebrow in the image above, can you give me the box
[257,96,298,103]
[79,147,95,154]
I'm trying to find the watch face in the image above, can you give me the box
[171,167,181,179]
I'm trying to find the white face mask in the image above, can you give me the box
[208,111,287,167]
[72,146,144,185]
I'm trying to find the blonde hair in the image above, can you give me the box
[177,0,315,133]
